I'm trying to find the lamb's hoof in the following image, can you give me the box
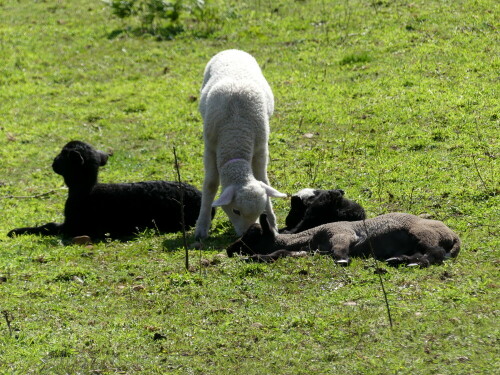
[194,229,209,242]
[243,256,268,263]
[336,259,350,267]
[189,241,203,250]
[72,235,92,246]
[386,257,403,266]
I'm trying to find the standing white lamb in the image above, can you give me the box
[195,49,286,239]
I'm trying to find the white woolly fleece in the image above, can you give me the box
[195,49,285,239]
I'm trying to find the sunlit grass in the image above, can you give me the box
[0,0,498,373]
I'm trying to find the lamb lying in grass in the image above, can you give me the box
[227,213,461,267]
[281,188,366,234]
[194,49,286,240]
[8,141,207,239]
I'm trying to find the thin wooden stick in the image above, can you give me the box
[472,154,488,189]
[173,147,189,270]
[362,219,394,329]
[1,310,13,336]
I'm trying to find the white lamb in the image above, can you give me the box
[195,49,286,239]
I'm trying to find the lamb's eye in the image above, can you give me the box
[232,209,241,216]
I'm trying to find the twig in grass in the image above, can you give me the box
[199,245,203,276]
[377,170,384,205]
[361,219,394,329]
[340,0,352,43]
[172,147,189,271]
[340,127,348,156]
[471,154,488,189]
[298,116,304,131]
[0,187,66,200]
[307,159,320,186]
[2,310,14,336]
[408,186,416,212]
[151,219,161,236]
[321,0,330,44]
[305,146,322,186]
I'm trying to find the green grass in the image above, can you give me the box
[0,0,499,373]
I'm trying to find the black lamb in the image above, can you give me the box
[281,188,366,234]
[8,141,209,239]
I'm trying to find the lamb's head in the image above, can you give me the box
[52,141,109,188]
[285,188,321,229]
[297,189,350,223]
[314,189,346,208]
[213,180,285,236]
[226,214,278,257]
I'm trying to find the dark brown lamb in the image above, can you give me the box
[227,213,461,267]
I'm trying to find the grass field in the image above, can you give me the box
[0,0,498,373]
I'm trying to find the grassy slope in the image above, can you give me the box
[0,0,498,373]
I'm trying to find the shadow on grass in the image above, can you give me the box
[161,226,238,253]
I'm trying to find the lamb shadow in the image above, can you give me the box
[58,233,143,246]
[45,227,166,246]
[161,225,238,253]
[161,235,188,252]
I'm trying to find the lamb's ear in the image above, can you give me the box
[259,214,272,235]
[328,189,344,199]
[212,185,235,207]
[290,195,302,206]
[260,182,287,198]
[98,151,109,166]
[68,150,84,166]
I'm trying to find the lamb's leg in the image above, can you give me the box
[286,215,319,234]
[252,150,278,231]
[245,249,308,263]
[423,246,447,266]
[245,250,293,262]
[263,198,278,232]
[386,247,446,268]
[386,255,419,267]
[195,149,219,240]
[328,234,354,266]
[396,226,451,267]
[7,222,63,237]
